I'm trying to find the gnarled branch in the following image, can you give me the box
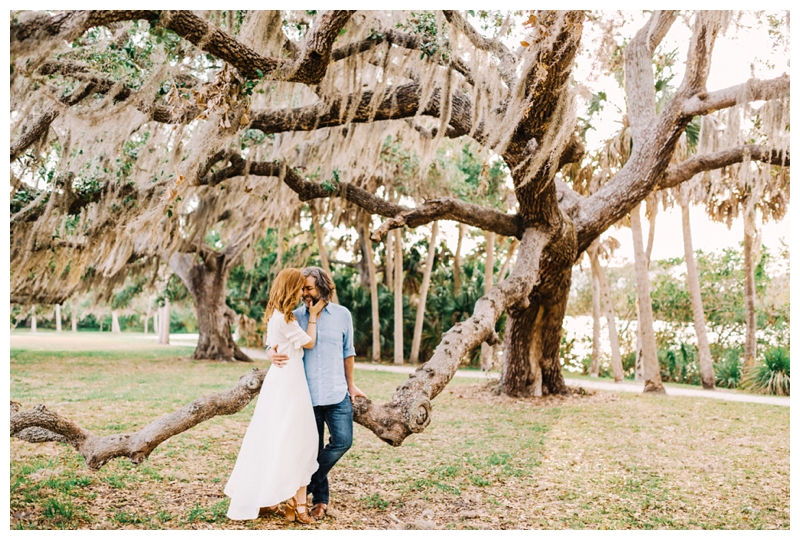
[11,368,267,469]
[354,227,549,445]
[200,158,522,239]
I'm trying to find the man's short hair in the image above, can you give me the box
[302,266,336,302]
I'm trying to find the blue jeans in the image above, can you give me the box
[307,394,353,505]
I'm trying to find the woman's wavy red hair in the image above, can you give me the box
[265,268,306,323]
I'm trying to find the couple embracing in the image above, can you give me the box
[224,266,367,524]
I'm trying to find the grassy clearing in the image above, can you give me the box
[10,333,789,530]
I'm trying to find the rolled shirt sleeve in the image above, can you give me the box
[342,311,356,358]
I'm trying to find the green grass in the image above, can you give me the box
[9,332,790,530]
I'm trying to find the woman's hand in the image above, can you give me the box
[308,299,327,318]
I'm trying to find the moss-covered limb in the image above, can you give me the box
[250,82,475,139]
[199,157,522,239]
[657,145,790,191]
[10,368,267,469]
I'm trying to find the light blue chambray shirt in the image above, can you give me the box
[292,302,356,407]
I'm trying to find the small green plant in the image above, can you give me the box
[741,347,790,396]
[360,493,389,510]
[43,498,74,520]
[469,475,490,487]
[715,349,742,389]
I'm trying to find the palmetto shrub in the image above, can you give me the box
[714,349,743,389]
[740,347,790,396]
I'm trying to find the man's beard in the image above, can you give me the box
[303,294,319,306]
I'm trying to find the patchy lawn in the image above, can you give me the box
[10,332,790,530]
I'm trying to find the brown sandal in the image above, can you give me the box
[310,503,328,520]
[285,497,315,525]
[258,505,285,518]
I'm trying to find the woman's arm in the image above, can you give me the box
[302,315,317,349]
[301,300,326,349]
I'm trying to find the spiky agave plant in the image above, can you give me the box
[741,347,790,396]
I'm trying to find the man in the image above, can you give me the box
[268,266,367,520]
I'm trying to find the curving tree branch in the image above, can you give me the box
[657,145,790,190]
[682,74,790,117]
[200,158,522,239]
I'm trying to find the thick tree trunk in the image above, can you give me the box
[311,209,339,304]
[410,221,438,364]
[587,244,624,382]
[629,203,665,393]
[169,253,251,362]
[30,314,36,332]
[680,199,715,389]
[361,215,381,362]
[453,223,465,296]
[480,231,495,371]
[589,265,601,377]
[499,220,576,397]
[393,229,404,365]
[71,309,77,332]
[55,305,62,332]
[743,209,758,370]
[111,310,121,333]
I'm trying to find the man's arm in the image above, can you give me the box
[266,345,289,368]
[342,310,366,402]
[344,355,366,403]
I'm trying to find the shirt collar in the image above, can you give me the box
[305,302,332,314]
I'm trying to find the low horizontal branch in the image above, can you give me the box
[11,368,269,469]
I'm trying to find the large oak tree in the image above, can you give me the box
[10,10,788,465]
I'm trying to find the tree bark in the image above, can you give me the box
[30,314,36,333]
[71,309,77,332]
[360,214,381,362]
[169,252,251,362]
[55,304,62,332]
[499,220,576,397]
[497,238,519,282]
[743,208,758,370]
[111,310,121,333]
[393,229,404,365]
[629,203,665,393]
[589,263,601,377]
[587,243,624,382]
[680,199,715,389]
[410,221,439,364]
[480,231,495,370]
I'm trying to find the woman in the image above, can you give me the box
[225,268,326,524]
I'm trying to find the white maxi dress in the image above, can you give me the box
[224,311,319,520]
